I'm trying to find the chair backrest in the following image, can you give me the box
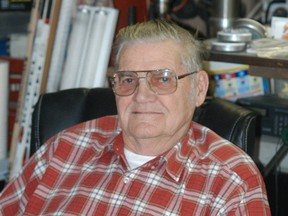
[30,87,260,162]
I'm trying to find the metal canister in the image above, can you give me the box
[209,0,241,37]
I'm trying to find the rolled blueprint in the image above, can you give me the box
[0,60,9,160]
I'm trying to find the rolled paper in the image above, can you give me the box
[60,5,90,90]
[46,0,74,93]
[92,7,118,87]
[0,60,9,160]
[79,8,107,87]
[61,5,118,89]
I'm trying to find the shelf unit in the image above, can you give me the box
[207,51,288,80]
[0,12,30,38]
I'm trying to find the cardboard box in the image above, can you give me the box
[204,61,269,101]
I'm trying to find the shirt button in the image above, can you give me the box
[151,165,155,170]
[124,177,129,183]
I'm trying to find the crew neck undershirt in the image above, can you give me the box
[124,148,156,170]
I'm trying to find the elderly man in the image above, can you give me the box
[0,19,270,215]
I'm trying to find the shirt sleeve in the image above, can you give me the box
[0,134,57,215]
[230,165,271,216]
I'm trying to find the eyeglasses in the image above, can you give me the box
[110,69,198,96]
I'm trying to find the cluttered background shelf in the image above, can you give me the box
[207,51,288,79]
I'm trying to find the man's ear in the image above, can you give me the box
[195,70,209,107]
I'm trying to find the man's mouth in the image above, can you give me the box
[132,111,162,114]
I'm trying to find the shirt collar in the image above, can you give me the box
[109,121,196,183]
[163,123,196,182]
[81,115,122,159]
[87,116,196,182]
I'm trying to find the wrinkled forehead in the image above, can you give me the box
[117,41,185,73]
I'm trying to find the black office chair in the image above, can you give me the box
[30,87,261,168]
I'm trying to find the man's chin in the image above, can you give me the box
[128,124,162,139]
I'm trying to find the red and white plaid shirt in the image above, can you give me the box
[0,115,270,215]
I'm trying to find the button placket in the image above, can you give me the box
[123,176,129,183]
[123,171,131,184]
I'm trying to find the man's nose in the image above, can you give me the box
[133,77,155,101]
[137,77,150,92]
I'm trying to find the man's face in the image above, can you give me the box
[116,41,205,145]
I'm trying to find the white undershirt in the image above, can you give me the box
[124,148,156,170]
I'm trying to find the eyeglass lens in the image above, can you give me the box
[112,70,177,96]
